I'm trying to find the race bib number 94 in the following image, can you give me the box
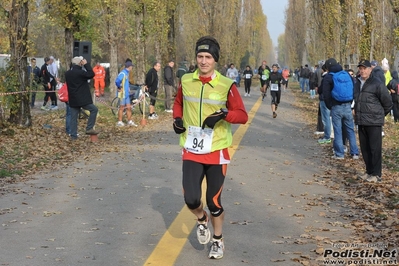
[184,126,214,154]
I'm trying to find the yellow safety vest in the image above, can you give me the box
[179,70,233,152]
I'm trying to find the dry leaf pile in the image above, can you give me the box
[291,87,399,264]
[0,105,170,192]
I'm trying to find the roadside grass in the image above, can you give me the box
[290,79,399,247]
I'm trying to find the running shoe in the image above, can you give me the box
[208,239,224,259]
[357,173,370,180]
[247,94,250,97]
[244,93,247,97]
[366,175,381,183]
[41,106,48,110]
[148,114,158,120]
[352,154,359,160]
[273,112,277,118]
[318,138,331,144]
[331,155,344,160]
[127,120,138,127]
[196,223,211,245]
[116,121,125,127]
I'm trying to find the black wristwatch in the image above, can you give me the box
[220,108,228,118]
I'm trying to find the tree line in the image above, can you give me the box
[281,0,399,69]
[0,0,274,127]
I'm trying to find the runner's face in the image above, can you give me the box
[272,66,278,72]
[196,52,216,76]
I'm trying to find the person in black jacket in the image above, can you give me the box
[354,60,392,182]
[65,56,97,140]
[163,59,175,113]
[387,70,399,122]
[145,62,161,119]
[40,57,57,110]
[370,60,385,85]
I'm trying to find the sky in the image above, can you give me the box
[261,0,288,46]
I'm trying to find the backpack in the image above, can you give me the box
[58,83,69,102]
[330,71,353,102]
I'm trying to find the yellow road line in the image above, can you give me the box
[143,97,263,265]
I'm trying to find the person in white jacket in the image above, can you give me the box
[226,63,238,84]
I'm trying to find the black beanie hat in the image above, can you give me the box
[195,36,220,62]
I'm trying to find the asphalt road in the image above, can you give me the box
[1,87,355,266]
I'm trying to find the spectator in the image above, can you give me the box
[176,61,188,83]
[163,59,175,113]
[145,61,161,119]
[309,65,317,99]
[323,58,359,159]
[354,60,392,182]
[381,58,392,86]
[226,63,238,83]
[220,64,228,76]
[387,70,399,122]
[28,57,40,108]
[115,61,138,127]
[93,61,106,97]
[370,60,385,85]
[40,57,57,111]
[65,56,98,140]
[317,64,331,143]
[300,64,310,93]
[48,56,59,110]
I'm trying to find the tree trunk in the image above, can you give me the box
[8,0,31,127]
[135,10,145,83]
[65,28,74,70]
[109,44,118,101]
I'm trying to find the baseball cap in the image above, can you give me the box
[357,59,371,68]
[72,56,84,65]
[370,60,378,66]
[325,58,338,70]
[125,61,133,68]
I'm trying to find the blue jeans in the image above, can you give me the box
[129,84,141,100]
[331,103,359,157]
[304,78,309,92]
[65,103,71,134]
[70,104,98,139]
[299,77,304,92]
[320,100,331,140]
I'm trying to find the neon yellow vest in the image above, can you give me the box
[179,70,233,152]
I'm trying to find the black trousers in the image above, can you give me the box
[316,105,324,132]
[358,125,383,177]
[244,79,251,94]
